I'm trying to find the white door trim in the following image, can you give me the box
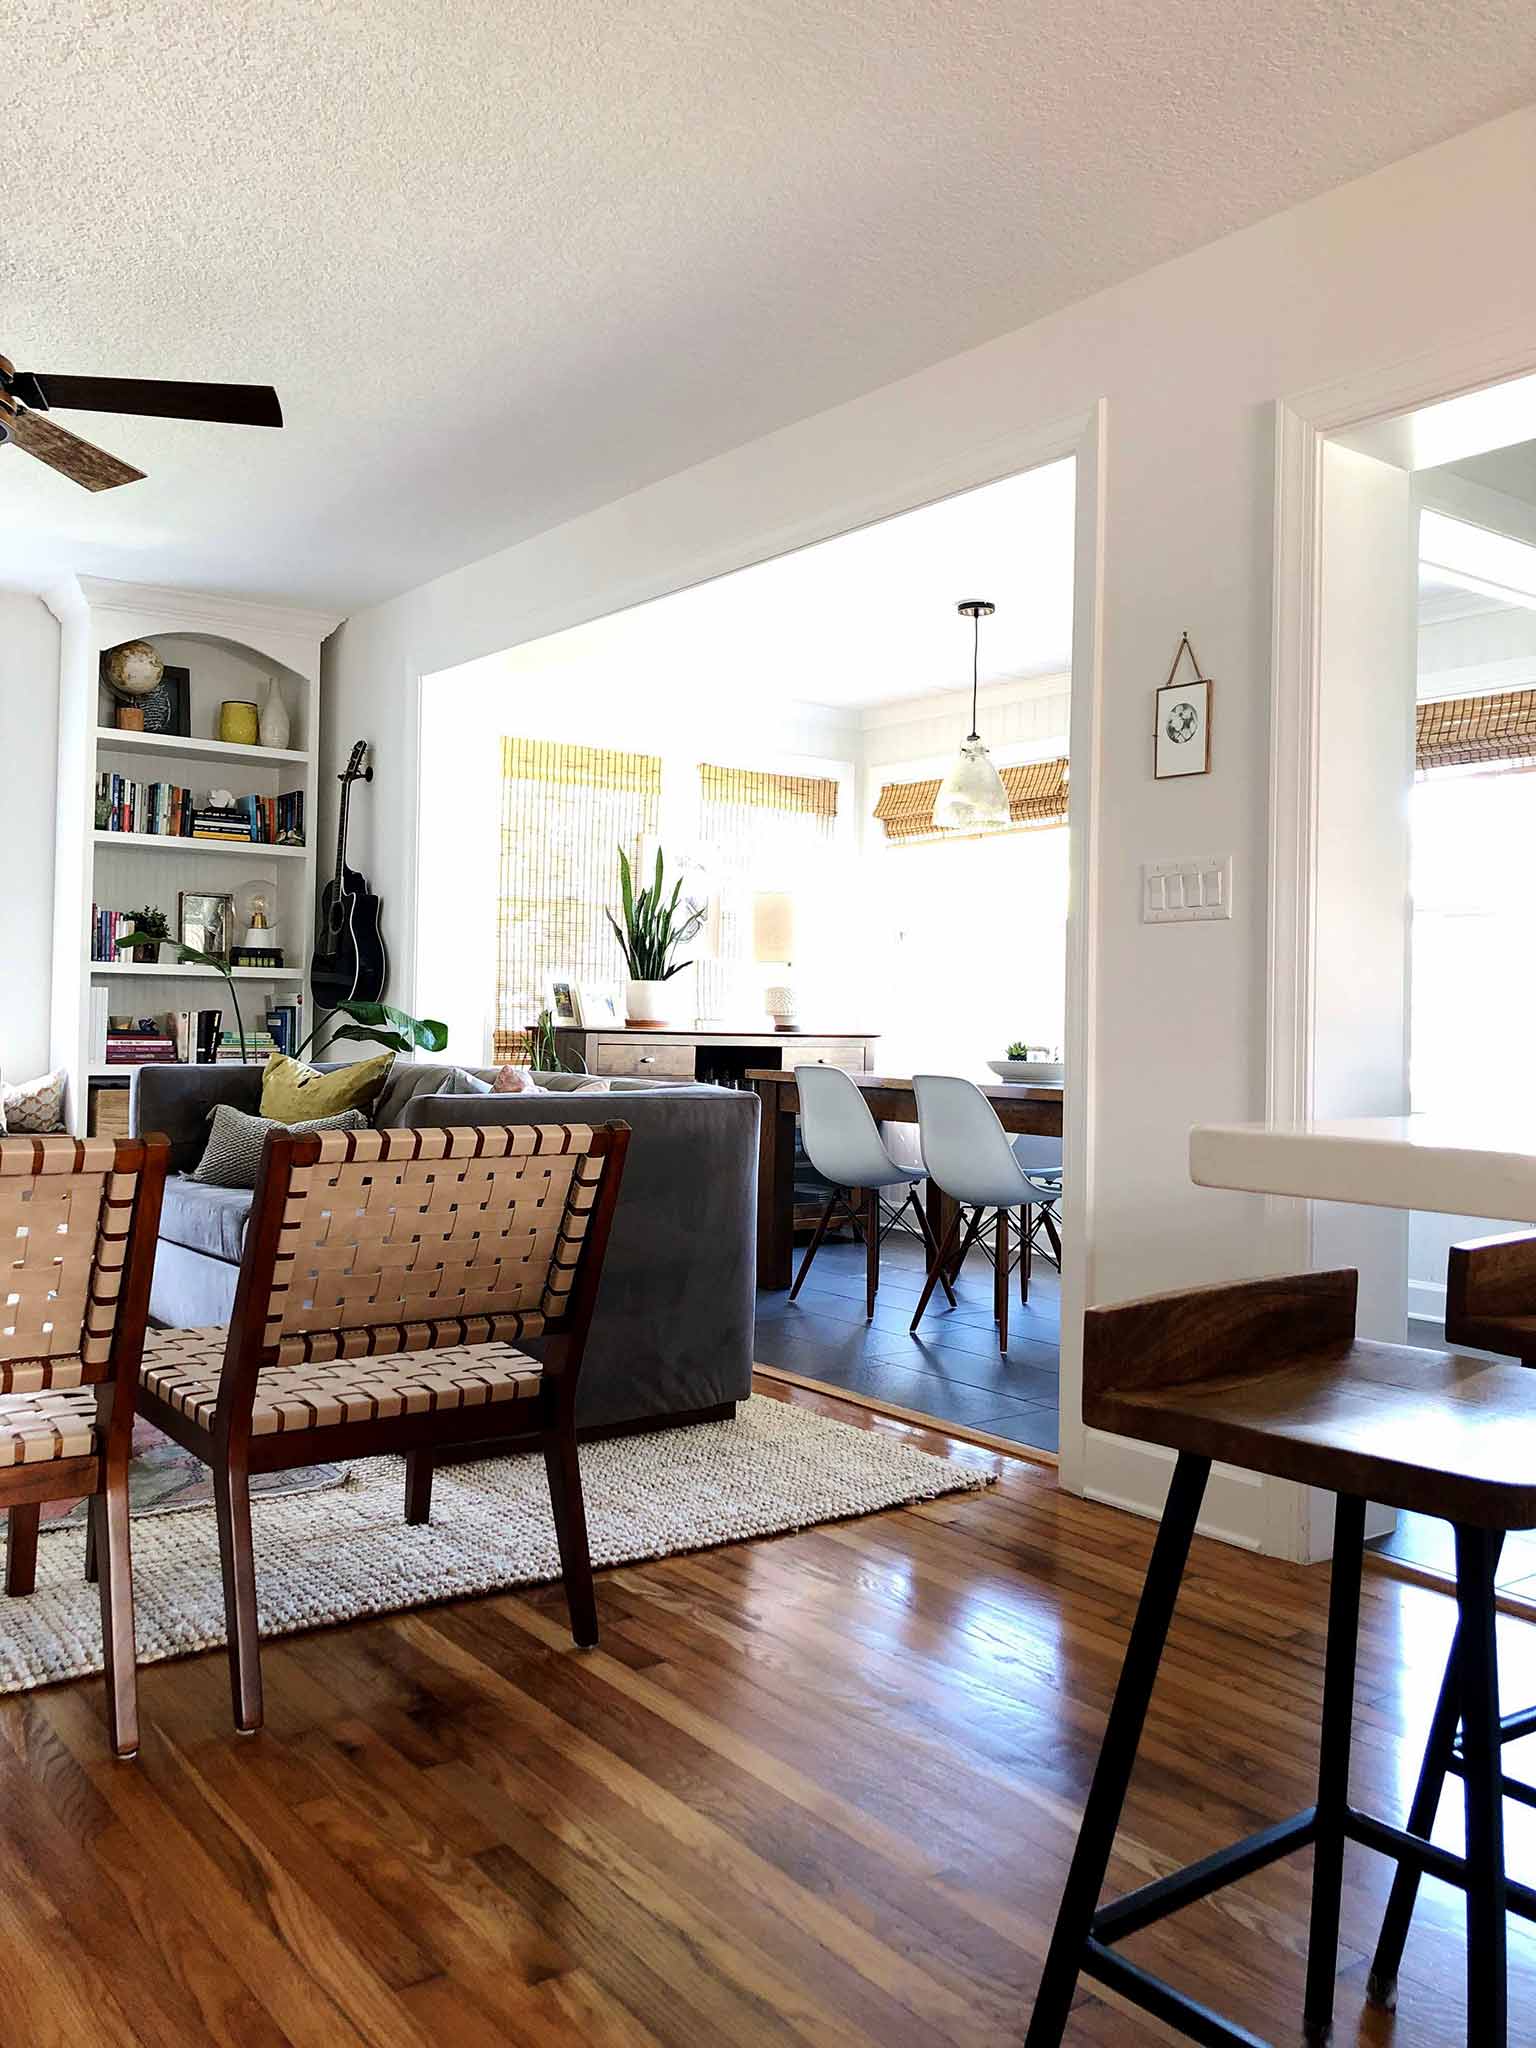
[1268,328,1536,1560]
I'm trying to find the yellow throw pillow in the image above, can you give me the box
[259,1050,395,1123]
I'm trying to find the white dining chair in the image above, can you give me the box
[791,1064,956,1318]
[912,1072,1050,1350]
[1012,1136,1064,1269]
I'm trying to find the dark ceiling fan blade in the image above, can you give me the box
[27,374,282,428]
[7,409,145,490]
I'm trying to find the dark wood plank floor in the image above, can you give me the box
[2,1379,1533,2045]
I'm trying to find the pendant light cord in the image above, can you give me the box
[968,608,980,740]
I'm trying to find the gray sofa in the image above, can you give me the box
[130,1062,758,1432]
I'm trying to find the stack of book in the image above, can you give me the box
[192,793,306,845]
[104,1026,178,1066]
[265,996,304,1055]
[215,1025,281,1065]
[97,774,196,837]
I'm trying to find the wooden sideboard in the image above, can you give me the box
[553,1026,878,1085]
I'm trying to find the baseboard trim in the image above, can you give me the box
[751,1363,1059,1468]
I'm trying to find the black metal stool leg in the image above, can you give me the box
[1024,1452,1212,2047]
[1456,1522,1506,2046]
[1367,1528,1507,2012]
[1303,1493,1365,2047]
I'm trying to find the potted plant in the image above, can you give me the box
[605,846,707,1026]
[126,907,171,965]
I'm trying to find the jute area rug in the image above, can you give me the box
[3,1394,992,1693]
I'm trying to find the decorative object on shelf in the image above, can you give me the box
[125,905,170,964]
[178,889,235,960]
[606,844,707,1027]
[257,675,291,749]
[0,352,282,491]
[101,639,192,735]
[312,740,387,1010]
[238,884,278,952]
[218,700,259,746]
[103,639,162,697]
[752,890,799,1032]
[1154,631,1213,779]
[934,599,1010,831]
[546,975,582,1027]
[576,984,624,1028]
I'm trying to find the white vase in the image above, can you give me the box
[625,978,669,1024]
[258,675,291,749]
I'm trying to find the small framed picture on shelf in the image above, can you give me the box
[545,975,582,1027]
[179,890,235,959]
[576,984,624,1028]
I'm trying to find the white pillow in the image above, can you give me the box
[2,1068,67,1134]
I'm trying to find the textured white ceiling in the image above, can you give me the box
[3,1,1535,609]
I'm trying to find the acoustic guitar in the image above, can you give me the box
[311,740,388,1010]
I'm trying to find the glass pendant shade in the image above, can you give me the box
[933,737,1010,829]
[935,597,1009,830]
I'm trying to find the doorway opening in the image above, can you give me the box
[417,456,1080,1458]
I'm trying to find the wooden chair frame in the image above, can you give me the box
[136,1121,630,1732]
[0,1134,168,1757]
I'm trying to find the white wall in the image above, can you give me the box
[323,105,1536,1533]
[0,591,61,1080]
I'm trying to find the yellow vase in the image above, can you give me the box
[219,700,259,745]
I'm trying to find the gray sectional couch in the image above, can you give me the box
[131,1061,758,1432]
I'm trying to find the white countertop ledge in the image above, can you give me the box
[1190,1115,1536,1223]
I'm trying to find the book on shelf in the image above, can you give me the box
[95,773,305,846]
[215,1027,279,1064]
[89,986,110,1063]
[265,995,304,1055]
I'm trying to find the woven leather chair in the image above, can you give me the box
[137,1120,629,1732]
[0,1134,168,1756]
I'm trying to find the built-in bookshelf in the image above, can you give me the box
[48,578,341,1134]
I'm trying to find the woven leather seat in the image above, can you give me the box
[143,1326,543,1436]
[0,1386,96,1465]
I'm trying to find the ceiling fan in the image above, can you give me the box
[0,354,282,491]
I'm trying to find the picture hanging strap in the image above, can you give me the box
[1162,632,1207,690]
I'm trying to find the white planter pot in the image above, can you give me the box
[625,978,670,1024]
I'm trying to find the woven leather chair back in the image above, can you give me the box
[0,1137,143,1391]
[263,1124,608,1365]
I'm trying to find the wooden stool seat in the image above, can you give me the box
[1096,1339,1536,1528]
[1028,1265,1531,2047]
[1446,1230,1536,1364]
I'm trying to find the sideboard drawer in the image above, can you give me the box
[784,1042,867,1073]
[591,1037,697,1080]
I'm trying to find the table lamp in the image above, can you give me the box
[753,891,798,1032]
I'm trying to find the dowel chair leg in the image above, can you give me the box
[1303,1493,1365,2045]
[92,1469,140,1759]
[995,1208,1010,1352]
[214,1459,263,1733]
[908,1192,957,1308]
[1456,1522,1507,2046]
[83,1499,100,1582]
[5,1503,40,1597]
[865,1187,879,1319]
[543,1425,598,1647]
[911,1207,966,1333]
[404,1450,434,1525]
[1024,1453,1212,2046]
[789,1193,840,1301]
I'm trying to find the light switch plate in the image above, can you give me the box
[1142,855,1233,923]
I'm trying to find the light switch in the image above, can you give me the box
[1142,855,1233,924]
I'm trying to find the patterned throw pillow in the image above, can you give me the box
[192,1104,369,1189]
[259,1050,394,1122]
[2,1068,68,1134]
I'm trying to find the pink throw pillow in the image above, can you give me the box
[492,1064,540,1094]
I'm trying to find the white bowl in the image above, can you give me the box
[987,1058,1065,1086]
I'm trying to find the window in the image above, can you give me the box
[693,764,839,1022]
[493,739,661,1059]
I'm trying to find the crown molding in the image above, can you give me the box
[50,574,342,644]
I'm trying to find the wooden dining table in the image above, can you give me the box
[750,1070,1065,1289]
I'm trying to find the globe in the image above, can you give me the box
[104,640,164,698]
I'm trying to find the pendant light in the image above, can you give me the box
[933,600,1010,830]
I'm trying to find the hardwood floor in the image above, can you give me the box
[2,1378,1534,2044]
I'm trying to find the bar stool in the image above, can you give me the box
[1026,1266,1536,2048]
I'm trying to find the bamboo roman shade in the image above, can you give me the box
[1416,691,1536,773]
[494,739,661,1061]
[695,764,839,1019]
[874,756,1069,842]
